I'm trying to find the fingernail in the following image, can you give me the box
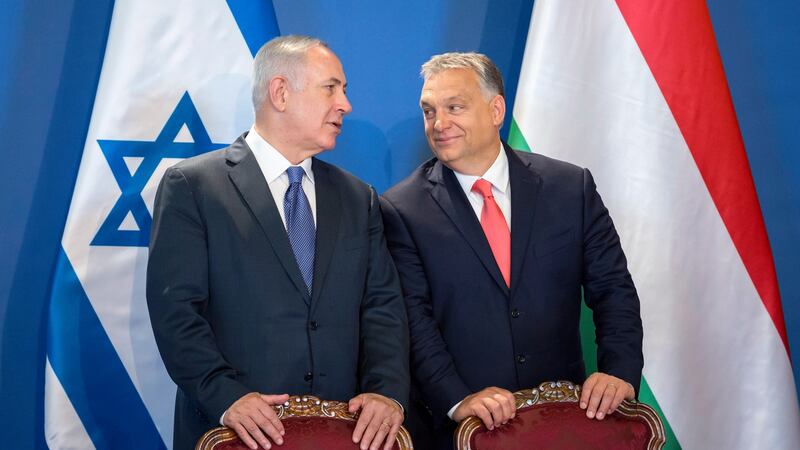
[587,410,595,418]
[597,412,604,419]
[580,402,587,409]
[276,438,283,445]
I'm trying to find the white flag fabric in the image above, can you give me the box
[511,0,800,448]
[44,0,260,447]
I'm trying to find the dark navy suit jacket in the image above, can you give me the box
[147,134,409,449]
[380,143,642,448]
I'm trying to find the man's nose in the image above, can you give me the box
[338,92,352,115]
[433,115,450,131]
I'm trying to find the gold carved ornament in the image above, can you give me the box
[454,380,666,450]
[195,395,413,450]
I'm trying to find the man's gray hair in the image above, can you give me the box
[421,52,505,98]
[252,35,329,109]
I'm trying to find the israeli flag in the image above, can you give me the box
[44,1,278,447]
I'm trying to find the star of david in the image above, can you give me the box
[91,92,228,247]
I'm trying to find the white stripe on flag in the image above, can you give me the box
[513,0,800,448]
[45,358,96,450]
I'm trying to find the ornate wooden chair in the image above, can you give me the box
[455,381,665,450]
[195,395,414,450]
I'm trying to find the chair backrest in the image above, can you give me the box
[455,381,666,450]
[195,395,414,450]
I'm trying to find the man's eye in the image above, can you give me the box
[422,109,434,119]
[450,105,463,112]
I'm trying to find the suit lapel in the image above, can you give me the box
[309,159,340,315]
[226,136,311,305]
[426,161,509,294]
[507,144,542,295]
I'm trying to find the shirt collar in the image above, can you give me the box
[245,125,315,184]
[453,143,509,194]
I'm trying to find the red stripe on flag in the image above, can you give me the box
[614,0,789,354]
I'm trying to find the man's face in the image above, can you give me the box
[285,46,352,154]
[420,68,504,175]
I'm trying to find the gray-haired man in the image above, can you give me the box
[147,35,409,450]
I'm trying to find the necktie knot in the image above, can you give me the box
[287,166,305,184]
[472,178,494,198]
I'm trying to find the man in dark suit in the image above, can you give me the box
[147,35,409,450]
[380,52,643,449]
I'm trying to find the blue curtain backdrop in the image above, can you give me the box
[1,1,798,447]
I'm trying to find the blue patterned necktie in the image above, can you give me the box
[284,166,315,293]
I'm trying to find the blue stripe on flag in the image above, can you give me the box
[226,0,281,57]
[47,247,166,449]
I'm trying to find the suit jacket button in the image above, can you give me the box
[309,321,318,330]
[511,309,520,318]
[304,372,313,382]
[516,354,526,364]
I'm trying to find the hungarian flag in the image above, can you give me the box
[509,1,800,448]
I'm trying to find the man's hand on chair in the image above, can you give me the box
[580,372,635,420]
[349,393,404,450]
[452,386,516,430]
[223,392,290,449]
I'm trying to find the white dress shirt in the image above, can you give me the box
[245,125,317,227]
[447,144,511,420]
[452,144,511,230]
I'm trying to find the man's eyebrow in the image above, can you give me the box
[420,95,467,107]
[324,77,344,86]
[444,94,467,102]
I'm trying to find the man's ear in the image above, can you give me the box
[491,94,506,127]
[268,76,290,112]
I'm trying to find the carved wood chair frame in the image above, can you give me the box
[454,380,666,450]
[196,395,414,450]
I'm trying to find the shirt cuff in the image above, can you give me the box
[389,397,405,415]
[447,400,463,420]
[220,410,227,426]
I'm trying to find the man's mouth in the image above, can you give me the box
[435,135,460,145]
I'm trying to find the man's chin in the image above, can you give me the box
[432,147,460,163]
[319,141,337,152]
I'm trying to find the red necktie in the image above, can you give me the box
[472,179,510,287]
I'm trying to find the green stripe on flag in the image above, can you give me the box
[508,118,531,151]
[512,116,680,448]
[580,302,680,449]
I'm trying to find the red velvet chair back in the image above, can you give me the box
[196,396,414,450]
[455,381,665,450]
